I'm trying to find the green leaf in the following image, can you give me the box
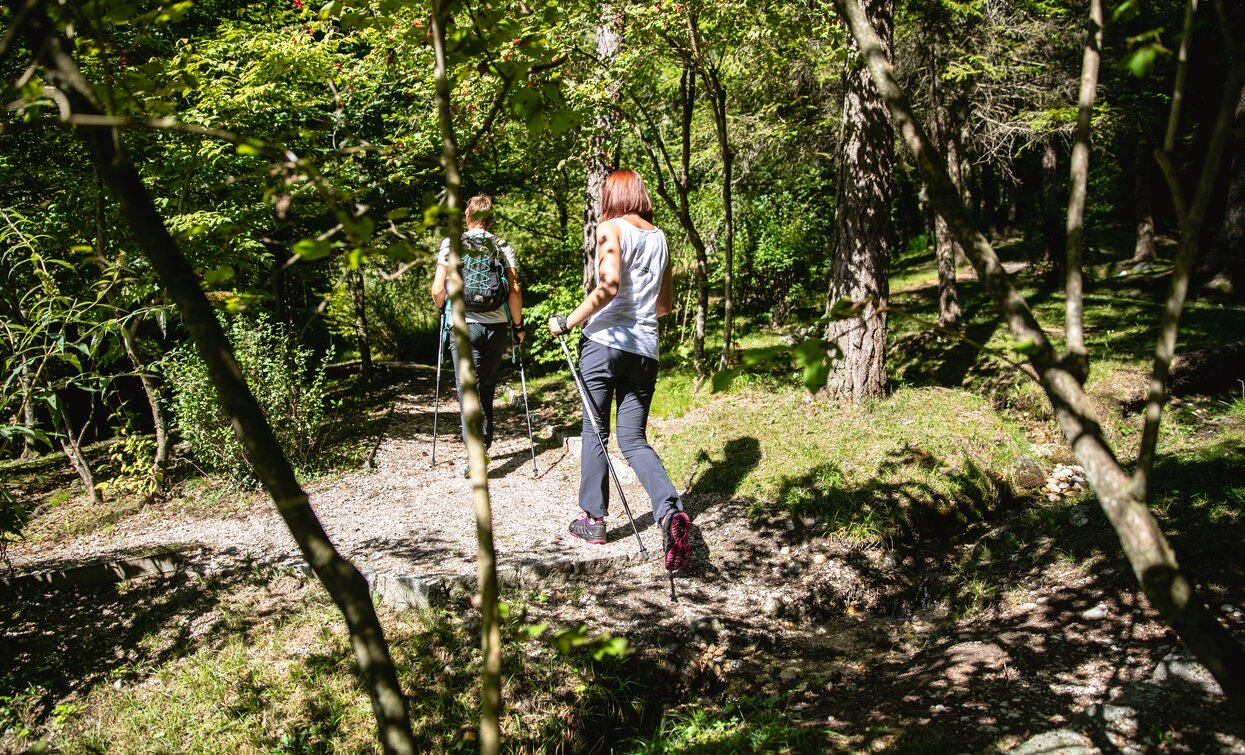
[790,338,829,367]
[711,367,741,393]
[203,264,235,285]
[591,636,632,661]
[517,622,548,640]
[342,215,375,243]
[802,360,830,393]
[739,344,788,368]
[1011,337,1041,356]
[384,241,419,262]
[293,239,333,262]
[1126,45,1159,78]
[827,296,863,320]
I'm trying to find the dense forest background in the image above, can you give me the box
[2,0,1244,751]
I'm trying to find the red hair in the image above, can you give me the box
[600,169,653,222]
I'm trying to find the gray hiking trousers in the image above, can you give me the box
[450,321,510,451]
[576,337,683,523]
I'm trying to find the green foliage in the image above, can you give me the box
[103,406,159,497]
[0,484,26,566]
[163,315,337,485]
[632,695,820,753]
[520,256,584,365]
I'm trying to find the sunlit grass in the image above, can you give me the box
[652,384,1035,544]
[14,576,644,755]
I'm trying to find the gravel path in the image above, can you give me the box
[9,366,669,580]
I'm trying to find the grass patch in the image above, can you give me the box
[630,695,826,754]
[2,574,651,754]
[654,384,1036,544]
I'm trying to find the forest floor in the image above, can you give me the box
[5,361,1245,753]
[5,254,1245,752]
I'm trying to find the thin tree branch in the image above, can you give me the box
[429,1,502,752]
[1134,61,1245,494]
[1163,0,1197,154]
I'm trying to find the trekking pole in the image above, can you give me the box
[557,333,648,558]
[514,340,538,477]
[506,305,538,477]
[431,307,448,465]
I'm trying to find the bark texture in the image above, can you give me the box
[685,13,735,369]
[1041,140,1064,274]
[825,0,894,402]
[1132,140,1157,264]
[1195,84,1245,292]
[10,5,418,750]
[834,0,1245,712]
[348,266,373,384]
[633,62,710,375]
[927,48,961,330]
[582,8,621,296]
[1063,0,1102,376]
[430,3,503,752]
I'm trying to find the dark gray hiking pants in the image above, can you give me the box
[577,337,683,523]
[450,321,510,451]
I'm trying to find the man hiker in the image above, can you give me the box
[431,193,524,477]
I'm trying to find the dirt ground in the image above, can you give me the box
[6,365,1245,753]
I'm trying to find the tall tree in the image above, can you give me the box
[835,0,1245,711]
[926,39,962,330]
[684,9,736,368]
[627,60,713,375]
[582,5,622,296]
[825,0,894,402]
[1062,0,1104,378]
[429,1,503,750]
[1195,84,1245,293]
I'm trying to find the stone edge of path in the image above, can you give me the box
[0,548,652,610]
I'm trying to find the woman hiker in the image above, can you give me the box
[431,193,524,477]
[547,169,692,571]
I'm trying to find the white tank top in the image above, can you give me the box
[583,218,668,360]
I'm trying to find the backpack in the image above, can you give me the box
[459,233,510,312]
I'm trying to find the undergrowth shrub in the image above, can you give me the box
[163,316,336,485]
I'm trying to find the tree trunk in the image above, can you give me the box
[1195,83,1245,291]
[1132,139,1158,264]
[834,0,1245,711]
[12,7,419,751]
[1006,178,1019,234]
[632,62,709,376]
[19,361,38,459]
[710,82,734,368]
[121,321,172,487]
[928,46,961,330]
[348,266,373,384]
[1041,140,1064,277]
[1063,0,1103,376]
[95,168,171,486]
[582,8,621,296]
[680,64,710,376]
[53,393,101,504]
[825,0,894,402]
[686,14,735,369]
[430,3,503,752]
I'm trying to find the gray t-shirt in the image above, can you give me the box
[583,218,668,360]
[438,228,518,325]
